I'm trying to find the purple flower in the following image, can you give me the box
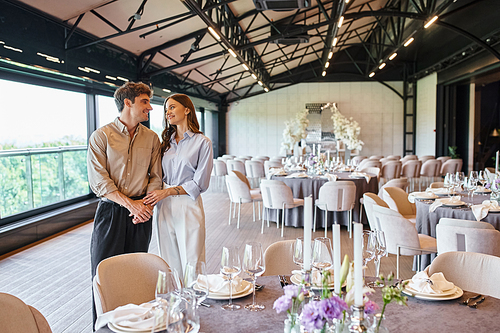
[364,300,379,315]
[284,285,299,298]
[273,295,292,313]
[301,302,325,331]
[485,183,491,189]
[319,296,348,321]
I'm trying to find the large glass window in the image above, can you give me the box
[150,103,165,138]
[97,95,119,128]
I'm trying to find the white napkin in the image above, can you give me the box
[267,167,287,179]
[426,188,454,196]
[286,172,308,178]
[408,192,438,203]
[291,269,334,286]
[471,200,500,221]
[429,196,462,212]
[196,274,245,295]
[349,172,371,184]
[407,269,455,294]
[474,186,491,194]
[322,173,338,182]
[95,302,155,330]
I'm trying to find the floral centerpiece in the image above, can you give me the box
[371,273,408,333]
[484,175,500,201]
[274,285,306,332]
[322,103,363,152]
[282,109,310,153]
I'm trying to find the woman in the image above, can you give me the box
[143,94,213,276]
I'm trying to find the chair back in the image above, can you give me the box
[266,181,295,208]
[254,156,270,161]
[380,161,402,180]
[429,182,444,188]
[264,160,283,176]
[439,217,495,230]
[222,154,236,159]
[226,174,252,203]
[381,186,415,216]
[219,156,232,163]
[238,155,252,160]
[93,253,170,315]
[263,240,297,276]
[386,155,401,160]
[420,159,441,177]
[436,156,451,163]
[226,160,246,176]
[260,180,277,210]
[372,205,421,255]
[419,155,435,163]
[213,160,227,176]
[369,155,384,160]
[378,178,408,196]
[400,155,418,164]
[245,160,265,178]
[228,170,251,189]
[363,193,389,231]
[380,157,397,166]
[0,293,52,333]
[401,160,421,178]
[317,181,356,212]
[361,160,382,169]
[440,159,463,176]
[436,222,500,256]
[428,251,500,298]
[351,156,367,166]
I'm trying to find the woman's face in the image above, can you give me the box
[165,98,189,126]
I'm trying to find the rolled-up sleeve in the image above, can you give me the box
[87,130,118,197]
[147,136,163,193]
[181,138,213,200]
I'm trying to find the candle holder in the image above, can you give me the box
[349,305,368,332]
[301,269,314,301]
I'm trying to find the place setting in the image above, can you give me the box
[402,269,463,301]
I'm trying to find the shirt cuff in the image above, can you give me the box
[181,181,201,200]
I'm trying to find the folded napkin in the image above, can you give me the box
[286,172,308,178]
[408,191,438,203]
[267,167,287,179]
[95,302,155,330]
[472,200,500,221]
[291,269,334,286]
[290,166,307,171]
[429,196,462,212]
[407,269,455,295]
[425,188,454,196]
[349,172,371,184]
[196,274,245,295]
[322,173,338,182]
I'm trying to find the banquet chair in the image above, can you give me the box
[380,186,416,223]
[369,155,384,160]
[213,159,228,191]
[436,218,500,256]
[372,205,437,278]
[351,155,367,167]
[93,253,171,316]
[226,172,262,229]
[429,182,444,188]
[254,155,270,161]
[428,251,500,298]
[360,167,380,181]
[419,159,442,190]
[379,161,402,186]
[0,292,52,333]
[222,154,236,159]
[386,155,401,160]
[314,181,357,238]
[264,180,304,237]
[262,240,297,276]
[440,158,463,176]
[359,159,382,170]
[401,160,421,192]
[238,155,252,160]
[245,160,265,188]
[362,193,389,231]
[378,178,408,197]
[226,159,246,176]
[219,156,232,163]
[400,155,418,164]
[380,157,398,166]
[264,160,283,177]
[436,156,451,163]
[418,155,435,163]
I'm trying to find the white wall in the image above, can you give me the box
[416,73,437,156]
[226,81,404,158]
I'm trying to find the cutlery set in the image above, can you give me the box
[279,275,290,288]
[461,294,485,308]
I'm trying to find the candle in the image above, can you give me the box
[312,144,315,156]
[333,224,341,295]
[303,196,313,271]
[496,151,499,174]
[318,144,321,155]
[353,223,363,306]
[327,150,330,162]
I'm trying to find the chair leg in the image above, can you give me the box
[397,246,400,280]
[228,201,232,225]
[324,210,328,238]
[252,201,256,222]
[233,202,236,218]
[313,205,317,232]
[267,208,270,228]
[237,200,241,229]
[281,203,285,237]
[416,255,421,272]
[348,210,352,238]
[258,202,261,220]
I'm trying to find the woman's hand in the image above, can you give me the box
[143,189,169,206]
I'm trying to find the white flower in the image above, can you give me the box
[325,103,364,151]
[281,109,309,150]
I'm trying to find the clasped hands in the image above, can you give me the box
[130,189,169,224]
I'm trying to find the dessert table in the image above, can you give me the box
[268,172,378,228]
[96,275,500,333]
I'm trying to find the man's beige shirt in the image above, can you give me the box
[87,117,162,198]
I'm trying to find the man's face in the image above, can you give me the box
[129,93,153,123]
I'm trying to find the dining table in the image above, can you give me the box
[96,275,500,333]
[415,190,500,269]
[268,171,378,229]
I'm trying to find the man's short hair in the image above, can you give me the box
[114,82,153,112]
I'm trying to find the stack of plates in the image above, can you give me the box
[439,198,465,207]
[411,192,438,200]
[290,273,335,290]
[402,280,463,301]
[194,280,253,300]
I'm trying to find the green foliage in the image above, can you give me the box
[448,146,460,159]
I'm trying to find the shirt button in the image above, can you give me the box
[125,187,128,189]
[127,173,130,175]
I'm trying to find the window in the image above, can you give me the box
[96,95,119,128]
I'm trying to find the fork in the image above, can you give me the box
[462,294,482,305]
[469,296,485,308]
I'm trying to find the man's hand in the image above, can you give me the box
[127,199,153,224]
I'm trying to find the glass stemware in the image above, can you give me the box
[456,172,465,191]
[293,237,305,268]
[361,230,376,285]
[220,245,241,311]
[443,173,453,196]
[373,230,387,279]
[184,261,208,307]
[312,237,333,297]
[478,170,486,187]
[242,242,266,311]
[156,268,181,302]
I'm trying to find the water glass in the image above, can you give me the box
[362,231,375,283]
[242,242,266,311]
[156,268,181,303]
[293,237,305,268]
[373,230,387,278]
[220,245,241,311]
[184,261,208,306]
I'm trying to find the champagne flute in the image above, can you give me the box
[184,261,208,307]
[220,245,241,311]
[362,231,376,284]
[242,242,266,311]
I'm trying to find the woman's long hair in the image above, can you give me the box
[160,94,203,156]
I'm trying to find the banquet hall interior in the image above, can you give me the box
[1,0,500,332]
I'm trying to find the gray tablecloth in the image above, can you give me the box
[96,275,500,333]
[268,173,378,228]
[415,192,500,268]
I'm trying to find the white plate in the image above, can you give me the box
[474,189,492,194]
[441,201,465,207]
[402,281,457,297]
[411,192,438,200]
[290,274,335,290]
[195,280,253,300]
[403,286,463,301]
[108,322,153,333]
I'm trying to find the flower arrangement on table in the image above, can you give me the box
[281,109,310,152]
[484,176,500,201]
[372,273,408,332]
[322,103,364,152]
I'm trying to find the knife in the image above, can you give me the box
[469,296,486,308]
[279,275,285,288]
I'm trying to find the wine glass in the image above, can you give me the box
[478,170,486,187]
[242,242,266,311]
[163,290,200,333]
[156,268,181,303]
[312,237,333,296]
[293,237,304,268]
[361,231,376,284]
[443,173,453,196]
[184,261,208,307]
[465,177,477,206]
[220,245,241,311]
[373,230,387,279]
[455,172,465,192]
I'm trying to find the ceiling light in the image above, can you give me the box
[78,67,90,73]
[424,16,438,29]
[379,63,386,69]
[163,88,171,93]
[104,82,116,86]
[228,49,237,58]
[258,81,263,86]
[369,72,375,77]
[325,62,330,68]
[251,73,257,80]
[332,38,338,47]
[117,76,129,82]
[208,27,220,40]
[322,71,326,77]
[242,64,249,71]
[3,45,22,53]
[264,87,269,92]
[85,67,100,74]
[345,0,350,3]
[105,75,117,80]
[389,53,397,60]
[404,37,414,47]
[0,41,4,44]
[338,16,344,28]
[328,51,333,59]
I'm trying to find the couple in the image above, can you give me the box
[87,82,212,326]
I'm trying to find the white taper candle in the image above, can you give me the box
[353,223,363,306]
[303,196,313,271]
[333,224,341,295]
[496,151,499,174]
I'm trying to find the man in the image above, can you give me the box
[87,82,162,327]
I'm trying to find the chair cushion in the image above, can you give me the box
[418,234,437,252]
